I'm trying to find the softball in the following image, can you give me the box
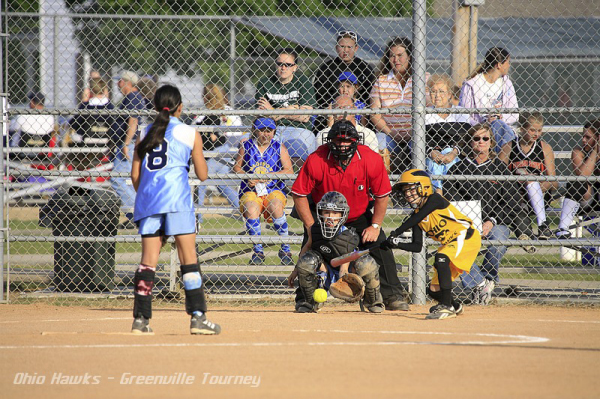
[313,288,328,303]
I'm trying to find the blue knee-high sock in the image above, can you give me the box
[246,218,263,253]
[273,215,291,252]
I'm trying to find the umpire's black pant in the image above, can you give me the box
[297,209,405,303]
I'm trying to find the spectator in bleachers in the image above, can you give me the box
[110,70,145,229]
[370,36,430,173]
[255,48,317,169]
[556,118,600,238]
[68,78,114,170]
[137,75,158,124]
[317,95,379,152]
[8,91,57,189]
[313,30,375,132]
[10,91,55,153]
[233,117,295,266]
[326,72,367,128]
[80,70,108,103]
[193,83,242,230]
[459,47,518,154]
[425,74,470,193]
[445,123,530,305]
[499,112,557,240]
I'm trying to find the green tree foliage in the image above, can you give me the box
[68,0,414,84]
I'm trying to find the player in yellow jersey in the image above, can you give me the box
[380,169,482,319]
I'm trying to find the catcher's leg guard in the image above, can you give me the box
[181,264,207,315]
[354,254,384,313]
[133,265,155,319]
[295,250,322,312]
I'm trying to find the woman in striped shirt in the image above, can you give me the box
[370,37,429,172]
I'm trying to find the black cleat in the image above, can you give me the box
[131,316,152,334]
[190,314,221,335]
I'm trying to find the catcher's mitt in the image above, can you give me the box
[330,273,365,303]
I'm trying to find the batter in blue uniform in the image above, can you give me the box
[130,84,220,335]
[233,117,295,266]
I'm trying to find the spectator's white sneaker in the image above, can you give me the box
[478,279,495,305]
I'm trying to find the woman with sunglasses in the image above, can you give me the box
[445,123,530,305]
[255,48,317,169]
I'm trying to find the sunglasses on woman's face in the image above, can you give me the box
[276,61,296,68]
[473,136,491,142]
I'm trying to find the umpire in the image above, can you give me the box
[291,120,409,311]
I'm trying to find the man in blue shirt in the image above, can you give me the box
[111,70,145,228]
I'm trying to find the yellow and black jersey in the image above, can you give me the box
[417,198,473,245]
[389,193,481,272]
[392,194,473,245]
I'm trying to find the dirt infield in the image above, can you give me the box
[1,303,599,399]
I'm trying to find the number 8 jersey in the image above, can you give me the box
[133,117,197,222]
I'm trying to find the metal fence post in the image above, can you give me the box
[411,0,428,305]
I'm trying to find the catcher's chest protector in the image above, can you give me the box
[312,227,360,263]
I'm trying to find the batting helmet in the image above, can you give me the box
[317,191,350,239]
[326,120,360,162]
[393,169,434,209]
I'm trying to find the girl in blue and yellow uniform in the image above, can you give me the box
[130,84,220,335]
[233,117,294,265]
[381,169,482,319]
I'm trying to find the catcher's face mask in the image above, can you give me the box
[318,209,347,239]
[317,192,349,239]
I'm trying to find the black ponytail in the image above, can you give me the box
[137,84,182,159]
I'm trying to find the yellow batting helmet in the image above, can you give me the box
[393,169,434,207]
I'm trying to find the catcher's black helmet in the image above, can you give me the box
[326,120,360,162]
[317,191,350,239]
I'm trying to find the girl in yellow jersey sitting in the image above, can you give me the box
[381,169,482,319]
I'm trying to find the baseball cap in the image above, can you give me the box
[118,70,139,85]
[338,72,359,85]
[27,91,45,104]
[253,117,276,130]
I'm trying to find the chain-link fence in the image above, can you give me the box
[2,0,600,306]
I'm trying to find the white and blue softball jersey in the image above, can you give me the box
[238,138,286,197]
[133,117,196,222]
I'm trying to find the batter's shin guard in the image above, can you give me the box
[181,264,207,315]
[133,266,155,319]
[434,253,453,306]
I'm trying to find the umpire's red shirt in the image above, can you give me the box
[291,144,392,222]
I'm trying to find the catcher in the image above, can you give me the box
[380,169,482,319]
[287,191,384,313]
